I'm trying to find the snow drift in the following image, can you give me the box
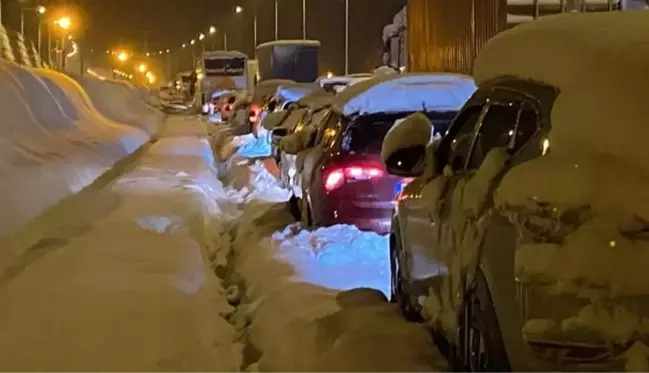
[0,61,159,272]
[213,158,447,371]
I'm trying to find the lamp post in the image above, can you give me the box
[302,0,306,39]
[344,0,349,74]
[54,16,71,71]
[274,0,278,40]
[209,25,216,51]
[20,3,46,43]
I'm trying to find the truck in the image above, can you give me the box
[196,50,249,108]
[255,40,320,83]
[399,0,621,75]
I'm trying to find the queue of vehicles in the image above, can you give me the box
[208,11,649,371]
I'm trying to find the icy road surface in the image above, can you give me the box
[0,117,446,371]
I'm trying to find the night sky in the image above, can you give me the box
[5,0,405,75]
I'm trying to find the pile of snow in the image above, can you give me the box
[333,72,476,117]
[216,161,447,371]
[271,223,391,296]
[72,74,164,136]
[0,118,241,371]
[0,61,153,260]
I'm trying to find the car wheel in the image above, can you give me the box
[390,233,422,322]
[288,195,301,222]
[456,270,510,372]
[300,197,313,228]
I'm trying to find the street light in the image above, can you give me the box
[137,63,147,73]
[21,4,47,56]
[235,5,243,13]
[181,43,186,48]
[56,16,71,30]
[190,39,195,45]
[117,51,129,62]
[209,26,216,34]
[198,33,205,41]
[166,49,170,53]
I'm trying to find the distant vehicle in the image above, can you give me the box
[197,50,249,113]
[281,73,475,233]
[384,11,647,372]
[256,40,320,83]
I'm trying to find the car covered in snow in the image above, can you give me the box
[318,74,373,93]
[382,11,649,372]
[272,90,335,189]
[282,73,475,233]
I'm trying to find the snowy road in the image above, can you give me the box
[0,116,446,371]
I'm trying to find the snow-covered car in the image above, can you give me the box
[318,74,373,93]
[382,11,649,372]
[275,90,334,192]
[283,73,475,233]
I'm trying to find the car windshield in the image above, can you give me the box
[341,111,457,153]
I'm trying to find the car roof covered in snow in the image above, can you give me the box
[203,50,247,58]
[332,73,476,117]
[211,89,233,99]
[297,90,335,110]
[252,80,296,104]
[275,83,324,103]
[255,40,321,50]
[473,10,649,171]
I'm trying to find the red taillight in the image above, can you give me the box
[323,164,385,192]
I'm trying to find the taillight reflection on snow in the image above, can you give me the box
[323,164,384,192]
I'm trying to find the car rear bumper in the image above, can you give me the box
[318,201,394,234]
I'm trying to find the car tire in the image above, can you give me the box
[455,269,511,372]
[288,195,301,222]
[390,232,423,322]
[300,197,313,228]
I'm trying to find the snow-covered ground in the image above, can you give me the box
[0,117,241,371]
[211,139,448,370]
[0,112,446,371]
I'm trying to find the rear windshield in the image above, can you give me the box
[341,111,457,153]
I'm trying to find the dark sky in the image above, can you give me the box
[4,0,405,74]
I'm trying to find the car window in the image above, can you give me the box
[468,101,539,169]
[316,112,340,147]
[442,105,484,172]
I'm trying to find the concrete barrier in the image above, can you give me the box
[0,59,153,243]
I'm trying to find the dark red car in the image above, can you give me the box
[286,73,476,234]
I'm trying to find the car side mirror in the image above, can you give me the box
[381,112,433,177]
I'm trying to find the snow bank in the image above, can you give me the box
[0,61,152,251]
[218,162,447,371]
[0,117,241,371]
[71,73,164,136]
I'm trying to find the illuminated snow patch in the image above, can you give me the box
[271,224,391,297]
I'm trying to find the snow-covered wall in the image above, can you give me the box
[0,60,162,265]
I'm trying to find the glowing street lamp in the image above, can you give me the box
[137,63,147,73]
[146,52,150,56]
[55,16,71,30]
[190,39,195,45]
[209,26,216,34]
[166,49,170,53]
[117,51,129,62]
[37,5,46,14]
[235,6,243,13]
[198,33,205,41]
[181,43,186,48]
